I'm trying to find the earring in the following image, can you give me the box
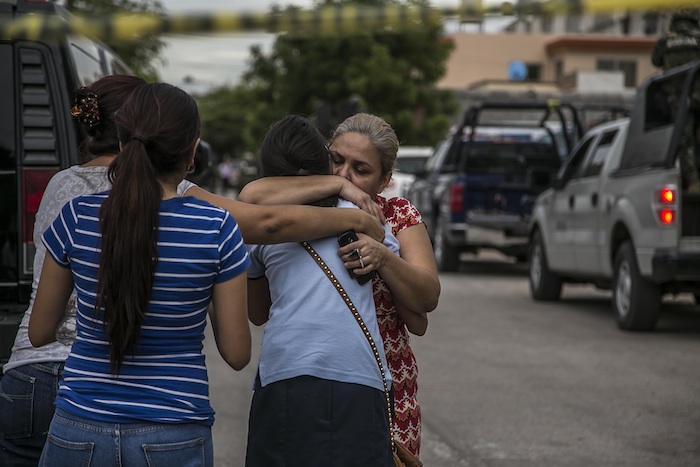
[186,164,195,174]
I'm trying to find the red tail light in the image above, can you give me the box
[449,182,464,214]
[654,185,677,226]
[22,168,58,243]
[660,188,675,204]
[659,209,675,224]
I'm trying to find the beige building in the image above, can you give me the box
[433,5,682,124]
[437,32,658,93]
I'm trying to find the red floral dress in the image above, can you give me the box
[374,194,425,456]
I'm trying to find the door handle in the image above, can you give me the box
[591,192,598,207]
[568,195,575,208]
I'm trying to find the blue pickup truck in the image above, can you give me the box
[406,101,583,271]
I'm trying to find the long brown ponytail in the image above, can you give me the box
[97,83,201,373]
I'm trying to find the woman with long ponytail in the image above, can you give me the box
[29,83,251,466]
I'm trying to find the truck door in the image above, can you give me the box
[571,129,619,274]
[545,135,596,273]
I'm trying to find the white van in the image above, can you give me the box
[382,146,433,199]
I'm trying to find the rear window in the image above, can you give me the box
[461,142,560,175]
[395,156,428,174]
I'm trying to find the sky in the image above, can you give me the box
[155,0,502,93]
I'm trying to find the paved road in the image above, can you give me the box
[205,252,700,466]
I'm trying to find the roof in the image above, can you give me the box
[545,35,656,55]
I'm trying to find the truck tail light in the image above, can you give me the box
[660,188,675,204]
[654,185,677,226]
[659,209,675,224]
[22,168,58,243]
[449,181,464,214]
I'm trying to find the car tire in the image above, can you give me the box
[434,218,460,272]
[612,241,660,331]
[528,230,562,301]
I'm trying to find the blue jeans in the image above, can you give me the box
[0,362,64,467]
[38,408,213,467]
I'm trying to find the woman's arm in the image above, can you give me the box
[247,277,272,326]
[238,175,384,221]
[185,186,384,244]
[340,224,440,315]
[29,255,74,347]
[396,305,428,336]
[210,273,251,371]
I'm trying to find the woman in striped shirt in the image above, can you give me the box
[28,83,248,467]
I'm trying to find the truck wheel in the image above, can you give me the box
[434,218,460,272]
[612,241,660,331]
[529,230,562,301]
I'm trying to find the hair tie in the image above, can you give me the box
[70,87,100,133]
[130,135,149,146]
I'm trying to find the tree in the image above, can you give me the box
[65,0,166,81]
[196,81,274,158]
[209,0,457,152]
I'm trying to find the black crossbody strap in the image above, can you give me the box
[300,241,396,451]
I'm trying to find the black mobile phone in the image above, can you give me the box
[337,230,374,285]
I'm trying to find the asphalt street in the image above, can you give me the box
[205,252,700,466]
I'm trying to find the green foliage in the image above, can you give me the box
[65,0,165,81]
[199,1,457,154]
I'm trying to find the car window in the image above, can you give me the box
[102,47,131,75]
[68,36,104,86]
[441,143,461,174]
[559,135,595,183]
[395,156,428,174]
[644,76,680,131]
[583,129,618,178]
[423,139,450,174]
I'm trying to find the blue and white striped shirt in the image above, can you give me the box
[42,192,249,426]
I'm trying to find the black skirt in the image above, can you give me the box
[244,375,393,467]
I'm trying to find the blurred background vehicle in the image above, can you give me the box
[405,101,583,271]
[528,62,700,331]
[381,145,433,199]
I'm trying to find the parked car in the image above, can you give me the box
[528,61,700,331]
[405,101,582,271]
[0,0,131,364]
[381,146,433,199]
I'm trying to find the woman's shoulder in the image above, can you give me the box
[176,197,232,223]
[377,195,424,230]
[44,165,109,198]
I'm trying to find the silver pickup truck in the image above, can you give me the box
[528,62,700,331]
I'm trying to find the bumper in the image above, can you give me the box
[446,222,529,250]
[652,252,700,283]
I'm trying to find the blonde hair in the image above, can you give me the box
[331,113,399,176]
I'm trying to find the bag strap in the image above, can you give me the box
[300,241,397,451]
